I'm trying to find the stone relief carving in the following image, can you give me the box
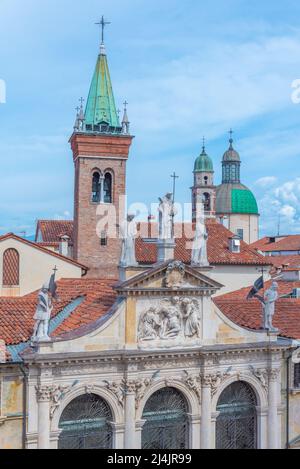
[103,381,125,407]
[35,385,53,402]
[164,261,186,288]
[36,384,72,419]
[104,373,158,410]
[183,371,201,403]
[249,366,269,391]
[138,297,201,343]
[50,385,71,419]
[202,370,232,396]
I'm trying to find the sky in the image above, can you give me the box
[0,0,300,238]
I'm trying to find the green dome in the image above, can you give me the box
[216,183,259,215]
[194,149,214,173]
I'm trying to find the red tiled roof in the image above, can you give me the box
[214,280,300,339]
[0,278,117,346]
[136,219,270,266]
[0,233,87,271]
[250,235,300,253]
[267,255,300,269]
[36,220,74,244]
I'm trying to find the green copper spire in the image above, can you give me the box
[84,17,120,131]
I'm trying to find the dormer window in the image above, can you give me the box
[229,236,241,253]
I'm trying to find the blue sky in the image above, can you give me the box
[0,0,300,237]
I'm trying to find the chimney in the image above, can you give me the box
[229,235,241,254]
[59,235,70,257]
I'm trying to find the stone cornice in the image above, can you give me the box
[23,341,289,367]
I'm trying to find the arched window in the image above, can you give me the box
[204,176,208,186]
[142,387,189,449]
[104,173,112,204]
[3,249,19,286]
[92,172,101,203]
[58,394,113,449]
[203,192,211,212]
[216,381,257,449]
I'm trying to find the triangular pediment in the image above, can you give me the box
[115,261,223,296]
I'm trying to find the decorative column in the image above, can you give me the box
[100,174,105,203]
[211,411,220,449]
[110,423,125,449]
[135,420,146,449]
[268,369,280,449]
[36,385,52,449]
[187,414,201,449]
[201,376,212,449]
[124,382,137,449]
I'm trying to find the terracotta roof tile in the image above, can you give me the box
[0,278,117,346]
[136,219,270,266]
[250,235,300,253]
[36,220,74,244]
[267,255,300,269]
[214,280,300,339]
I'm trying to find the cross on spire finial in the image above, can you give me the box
[170,172,179,204]
[229,128,234,145]
[95,15,111,44]
[123,101,128,110]
[202,136,206,153]
[79,97,85,107]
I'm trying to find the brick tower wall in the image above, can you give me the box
[71,133,133,279]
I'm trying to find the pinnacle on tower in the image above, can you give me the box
[122,101,130,134]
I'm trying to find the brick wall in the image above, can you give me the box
[71,133,133,279]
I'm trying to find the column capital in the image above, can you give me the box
[35,384,53,402]
[268,368,280,381]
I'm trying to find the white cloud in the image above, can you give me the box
[255,176,278,188]
[118,34,300,149]
[258,177,300,234]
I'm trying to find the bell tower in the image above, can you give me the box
[191,139,216,221]
[70,18,134,278]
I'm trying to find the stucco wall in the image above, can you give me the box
[0,238,83,297]
[227,213,259,244]
[210,264,270,296]
[0,372,23,449]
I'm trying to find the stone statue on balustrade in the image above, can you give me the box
[191,199,209,267]
[158,193,177,240]
[119,213,138,267]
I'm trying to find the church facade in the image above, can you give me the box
[0,22,300,451]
